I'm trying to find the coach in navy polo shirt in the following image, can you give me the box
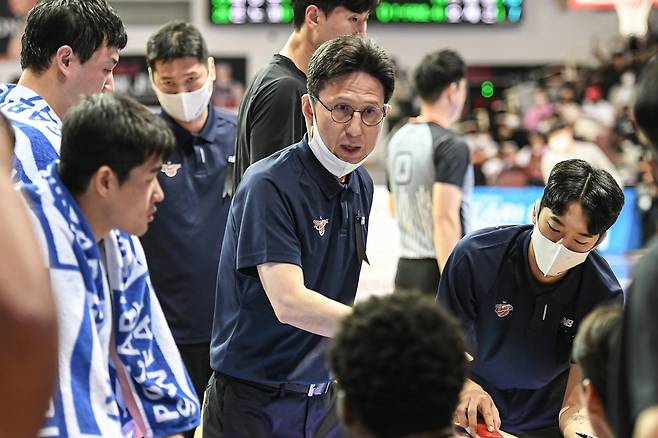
[438,159,624,438]
[138,22,236,437]
[203,35,394,437]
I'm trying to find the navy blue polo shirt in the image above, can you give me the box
[140,105,236,344]
[438,225,622,433]
[210,134,373,385]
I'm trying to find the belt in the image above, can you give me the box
[278,381,333,397]
[218,372,332,397]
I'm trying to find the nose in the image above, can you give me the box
[153,178,165,203]
[103,73,115,93]
[345,112,364,137]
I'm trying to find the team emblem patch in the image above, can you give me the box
[313,218,329,236]
[161,162,181,177]
[495,302,514,318]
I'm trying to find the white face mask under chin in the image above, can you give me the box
[307,114,371,178]
[530,222,592,276]
[151,74,213,122]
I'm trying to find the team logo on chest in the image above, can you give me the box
[161,162,181,177]
[494,302,514,318]
[313,218,329,236]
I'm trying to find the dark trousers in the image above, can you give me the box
[178,342,213,438]
[394,257,441,296]
[202,372,341,438]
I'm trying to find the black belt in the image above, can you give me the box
[272,381,333,397]
[218,372,332,397]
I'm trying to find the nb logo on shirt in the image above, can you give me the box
[161,162,181,178]
[313,218,329,237]
[560,317,574,328]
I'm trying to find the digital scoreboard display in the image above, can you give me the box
[210,0,523,25]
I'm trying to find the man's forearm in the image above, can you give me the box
[434,216,461,272]
[277,286,352,338]
[258,263,352,338]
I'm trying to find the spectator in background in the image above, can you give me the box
[581,84,615,128]
[0,110,57,438]
[572,303,623,438]
[387,49,472,295]
[329,292,467,438]
[541,118,622,186]
[523,89,554,132]
[516,131,548,186]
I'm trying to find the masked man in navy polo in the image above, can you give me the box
[203,35,394,437]
[139,23,237,438]
[438,159,624,438]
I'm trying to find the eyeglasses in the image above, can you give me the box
[312,96,387,127]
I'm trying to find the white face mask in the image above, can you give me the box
[151,70,213,122]
[307,111,372,178]
[530,204,594,276]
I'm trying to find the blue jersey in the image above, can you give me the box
[140,106,236,344]
[210,135,373,385]
[438,225,622,433]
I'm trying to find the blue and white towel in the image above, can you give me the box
[0,83,62,184]
[24,164,200,437]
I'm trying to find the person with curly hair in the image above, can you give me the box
[329,292,466,438]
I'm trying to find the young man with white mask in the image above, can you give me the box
[140,22,236,436]
[203,35,394,437]
[232,0,378,189]
[438,158,624,438]
[387,49,473,296]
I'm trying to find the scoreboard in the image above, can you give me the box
[210,0,523,25]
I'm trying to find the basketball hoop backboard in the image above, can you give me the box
[568,0,657,9]
[568,0,655,36]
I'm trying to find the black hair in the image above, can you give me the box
[307,35,395,103]
[146,20,208,72]
[292,0,378,30]
[59,94,175,195]
[0,111,15,151]
[414,49,466,103]
[572,303,622,409]
[329,292,466,437]
[634,57,658,150]
[21,0,127,74]
[540,159,624,236]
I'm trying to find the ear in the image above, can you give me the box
[54,45,75,77]
[384,103,393,116]
[583,379,606,418]
[532,201,539,225]
[305,4,322,30]
[301,93,315,132]
[91,165,116,199]
[207,56,217,82]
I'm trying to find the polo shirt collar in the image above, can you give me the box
[161,103,216,144]
[297,134,361,199]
